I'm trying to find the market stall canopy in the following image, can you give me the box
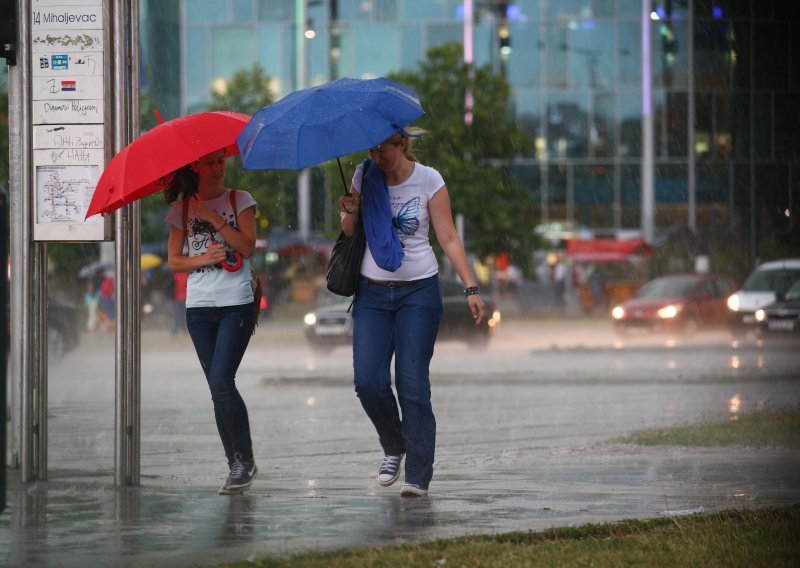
[566,239,654,263]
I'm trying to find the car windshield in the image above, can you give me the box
[742,268,800,292]
[636,277,697,298]
[784,280,800,301]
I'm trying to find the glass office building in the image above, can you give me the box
[141,0,799,252]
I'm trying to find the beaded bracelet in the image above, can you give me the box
[464,286,480,298]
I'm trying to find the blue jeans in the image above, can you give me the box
[352,275,443,488]
[186,302,255,465]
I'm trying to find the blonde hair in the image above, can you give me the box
[384,131,418,162]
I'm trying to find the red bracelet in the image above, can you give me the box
[215,222,227,232]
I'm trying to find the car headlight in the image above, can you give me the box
[303,313,317,326]
[755,308,766,322]
[611,306,625,320]
[727,293,740,312]
[657,305,680,319]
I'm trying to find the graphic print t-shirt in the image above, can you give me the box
[165,189,257,308]
[352,162,444,281]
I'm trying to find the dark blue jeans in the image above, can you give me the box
[352,275,443,488]
[186,302,255,466]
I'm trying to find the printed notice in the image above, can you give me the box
[36,164,100,224]
[32,6,103,30]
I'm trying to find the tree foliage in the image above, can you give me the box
[390,43,543,271]
[207,64,299,235]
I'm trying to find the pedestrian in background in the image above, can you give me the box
[98,272,115,331]
[164,148,259,495]
[338,128,485,497]
[83,280,99,332]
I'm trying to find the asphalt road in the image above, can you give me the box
[2,315,799,567]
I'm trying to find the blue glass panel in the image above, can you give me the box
[185,0,228,24]
[617,91,641,157]
[617,20,641,86]
[213,28,256,78]
[655,164,687,204]
[233,0,254,22]
[352,23,399,77]
[593,93,616,158]
[257,0,294,21]
[651,20,688,88]
[616,0,641,19]
[569,19,615,89]
[400,0,451,19]
[185,28,212,111]
[546,0,592,20]
[256,25,288,83]
[515,1,543,21]
[426,22,462,51]
[339,0,398,21]
[575,165,614,228]
[506,22,542,88]
[546,92,590,158]
[400,25,424,71]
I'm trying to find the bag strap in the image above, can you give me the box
[181,197,189,251]
[229,189,239,224]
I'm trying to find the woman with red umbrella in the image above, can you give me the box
[164,148,259,495]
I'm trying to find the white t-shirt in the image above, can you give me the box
[352,162,444,281]
[165,189,257,308]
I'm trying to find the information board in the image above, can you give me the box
[31,0,109,241]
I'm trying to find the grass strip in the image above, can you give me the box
[217,506,800,567]
[612,409,800,448]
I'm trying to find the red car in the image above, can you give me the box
[611,274,737,335]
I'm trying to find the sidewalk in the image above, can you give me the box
[2,313,800,567]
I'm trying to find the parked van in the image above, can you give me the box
[726,258,800,338]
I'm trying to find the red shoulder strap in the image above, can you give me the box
[229,190,238,225]
[181,198,189,246]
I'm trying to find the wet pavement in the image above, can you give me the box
[3,315,800,567]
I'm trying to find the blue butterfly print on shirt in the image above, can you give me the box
[392,197,420,236]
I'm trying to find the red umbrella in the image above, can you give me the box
[85,111,251,219]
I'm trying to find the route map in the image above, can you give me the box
[36,164,99,224]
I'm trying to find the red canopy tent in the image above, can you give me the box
[565,239,653,263]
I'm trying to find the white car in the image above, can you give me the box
[726,258,800,338]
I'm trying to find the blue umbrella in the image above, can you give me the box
[236,77,425,192]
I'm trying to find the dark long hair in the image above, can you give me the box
[162,165,199,205]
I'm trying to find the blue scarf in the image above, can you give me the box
[360,160,404,271]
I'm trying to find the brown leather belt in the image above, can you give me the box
[366,278,415,288]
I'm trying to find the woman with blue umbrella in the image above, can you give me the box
[339,128,486,497]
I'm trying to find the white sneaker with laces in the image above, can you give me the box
[400,483,428,497]
[378,454,404,487]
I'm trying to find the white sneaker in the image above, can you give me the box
[400,483,428,497]
[378,454,404,487]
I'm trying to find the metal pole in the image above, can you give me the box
[31,242,47,480]
[687,0,696,232]
[10,0,36,482]
[297,0,310,238]
[113,0,141,486]
[641,0,655,243]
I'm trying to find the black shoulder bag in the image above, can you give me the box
[326,159,371,297]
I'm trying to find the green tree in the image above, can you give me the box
[390,42,543,272]
[207,64,299,235]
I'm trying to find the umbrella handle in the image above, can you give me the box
[336,158,349,195]
[222,251,243,272]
